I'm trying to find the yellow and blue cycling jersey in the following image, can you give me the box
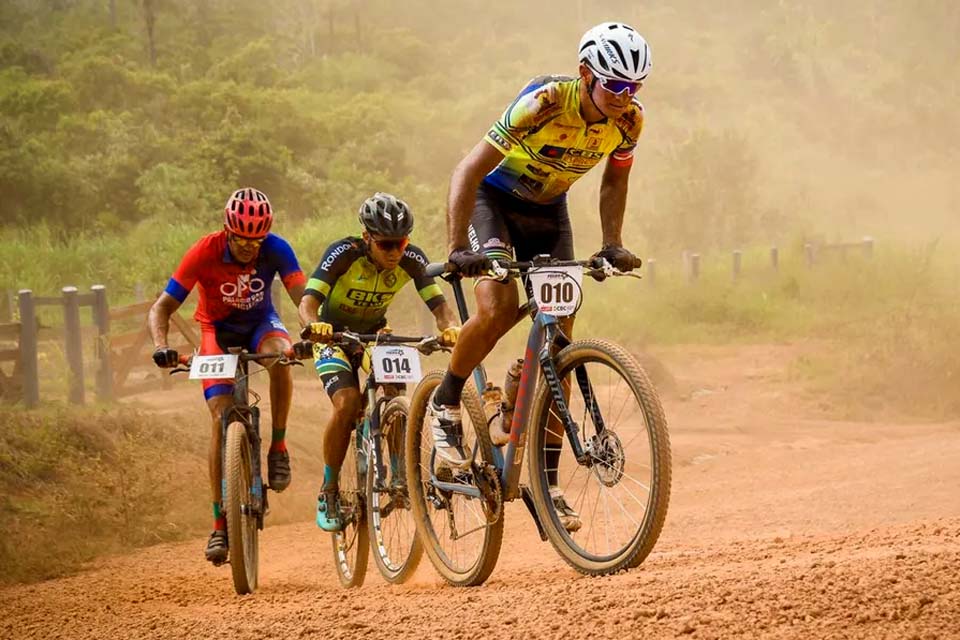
[303,237,444,334]
[484,75,644,204]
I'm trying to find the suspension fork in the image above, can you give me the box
[538,318,590,465]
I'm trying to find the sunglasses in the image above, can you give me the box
[596,76,642,97]
[371,237,409,252]
[229,233,265,248]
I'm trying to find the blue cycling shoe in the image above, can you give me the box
[316,488,343,532]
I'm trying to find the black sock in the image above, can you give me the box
[434,370,467,407]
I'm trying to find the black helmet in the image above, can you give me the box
[358,192,414,238]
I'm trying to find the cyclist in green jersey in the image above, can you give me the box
[430,22,651,531]
[298,193,460,531]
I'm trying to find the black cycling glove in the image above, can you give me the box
[594,245,641,272]
[448,248,492,277]
[152,347,179,368]
[292,340,315,360]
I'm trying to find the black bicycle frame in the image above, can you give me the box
[446,276,587,502]
[219,357,266,521]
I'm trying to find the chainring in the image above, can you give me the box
[474,464,503,524]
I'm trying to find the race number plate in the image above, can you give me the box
[529,265,583,317]
[371,345,422,383]
[189,354,239,380]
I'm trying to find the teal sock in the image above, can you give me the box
[322,464,340,491]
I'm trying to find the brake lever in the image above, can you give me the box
[489,260,510,281]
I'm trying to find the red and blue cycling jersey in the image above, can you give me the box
[164,231,306,332]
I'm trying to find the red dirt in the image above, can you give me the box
[3,343,959,639]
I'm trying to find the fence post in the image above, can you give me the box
[732,251,742,281]
[862,236,874,258]
[62,287,85,405]
[18,290,39,408]
[770,247,779,272]
[134,282,146,302]
[804,243,815,268]
[0,290,10,323]
[91,285,113,402]
[689,254,700,283]
[646,258,656,286]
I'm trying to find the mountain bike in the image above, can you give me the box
[405,256,671,586]
[172,347,300,595]
[296,331,462,587]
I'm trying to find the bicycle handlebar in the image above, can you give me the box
[293,330,449,358]
[425,255,643,278]
[170,347,300,373]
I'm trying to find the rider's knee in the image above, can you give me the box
[331,388,362,420]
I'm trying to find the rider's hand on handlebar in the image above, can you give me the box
[439,325,461,347]
[292,340,315,360]
[593,245,641,273]
[448,248,492,277]
[306,321,334,342]
[152,346,179,368]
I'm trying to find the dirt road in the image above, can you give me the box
[3,344,959,639]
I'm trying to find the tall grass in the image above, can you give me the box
[0,406,209,584]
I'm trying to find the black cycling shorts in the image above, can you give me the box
[467,182,574,263]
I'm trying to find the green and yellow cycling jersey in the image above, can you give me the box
[304,237,444,333]
[484,75,644,204]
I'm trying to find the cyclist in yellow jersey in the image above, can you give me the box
[298,193,460,531]
[430,22,651,531]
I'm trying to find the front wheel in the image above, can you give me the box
[331,429,369,588]
[367,396,423,583]
[404,370,504,587]
[527,339,671,575]
[224,420,259,594]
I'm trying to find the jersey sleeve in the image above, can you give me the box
[304,239,357,302]
[401,245,445,311]
[484,79,564,155]
[610,101,645,167]
[264,234,307,290]
[163,238,206,303]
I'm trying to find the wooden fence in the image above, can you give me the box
[645,237,875,285]
[0,285,196,408]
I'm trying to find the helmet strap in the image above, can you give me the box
[585,76,611,122]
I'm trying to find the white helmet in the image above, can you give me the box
[578,22,652,82]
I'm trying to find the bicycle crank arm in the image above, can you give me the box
[430,478,482,499]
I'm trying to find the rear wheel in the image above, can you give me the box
[404,370,504,587]
[527,339,671,575]
[331,430,369,588]
[224,420,258,594]
[367,396,423,583]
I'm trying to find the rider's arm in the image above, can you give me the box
[299,238,357,328]
[598,158,633,247]
[447,141,504,252]
[431,301,458,331]
[297,293,323,329]
[263,234,307,308]
[599,103,644,247]
[148,292,182,349]
[149,238,204,348]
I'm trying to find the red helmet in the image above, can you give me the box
[224,187,273,238]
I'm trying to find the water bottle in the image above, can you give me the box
[481,382,504,440]
[494,359,523,446]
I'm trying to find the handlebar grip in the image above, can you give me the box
[425,261,456,278]
[178,354,191,366]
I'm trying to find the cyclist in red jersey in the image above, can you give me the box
[148,187,306,563]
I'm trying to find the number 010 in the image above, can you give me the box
[540,281,574,304]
